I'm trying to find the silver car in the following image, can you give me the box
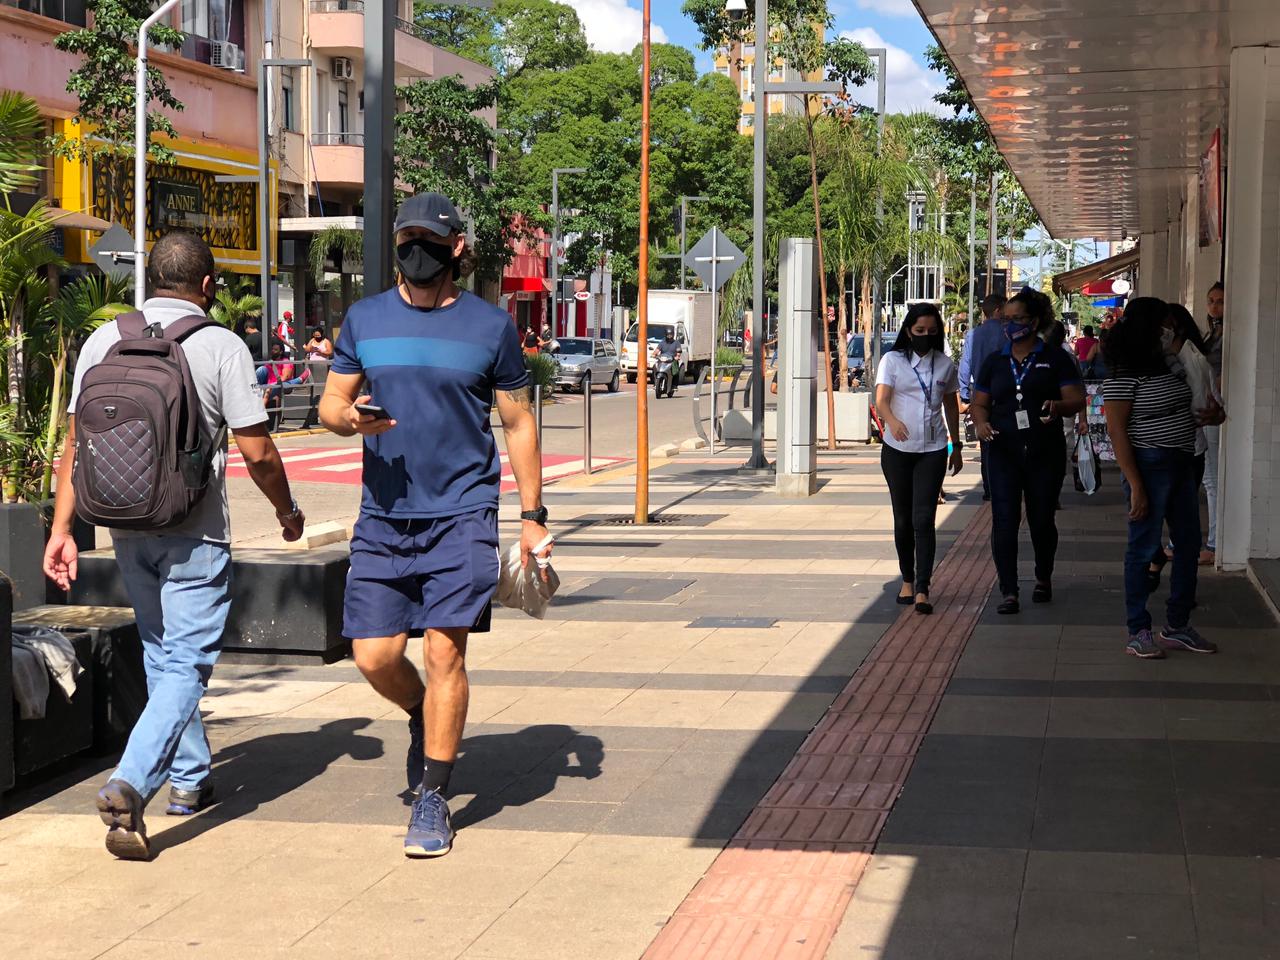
[551,337,621,393]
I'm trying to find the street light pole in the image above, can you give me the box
[866,47,887,385]
[744,0,769,471]
[968,173,977,322]
[132,0,181,307]
[635,1,653,523]
[551,167,585,338]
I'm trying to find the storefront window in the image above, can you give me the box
[7,0,87,25]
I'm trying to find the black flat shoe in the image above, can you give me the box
[915,599,933,615]
[1032,583,1052,604]
[997,596,1020,615]
[897,594,914,605]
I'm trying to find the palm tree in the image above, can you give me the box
[209,284,264,330]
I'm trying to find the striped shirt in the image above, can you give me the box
[1102,372,1197,453]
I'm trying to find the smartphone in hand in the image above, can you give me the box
[354,402,392,421]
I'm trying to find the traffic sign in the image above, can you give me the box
[89,224,136,281]
[684,227,745,291]
[573,290,590,302]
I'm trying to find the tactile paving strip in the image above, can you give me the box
[643,507,995,960]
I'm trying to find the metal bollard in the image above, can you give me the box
[533,384,543,451]
[582,378,593,475]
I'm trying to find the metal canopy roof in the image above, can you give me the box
[1051,243,1140,294]
[913,1,1280,240]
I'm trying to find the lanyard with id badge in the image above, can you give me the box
[1010,355,1033,431]
[912,355,936,442]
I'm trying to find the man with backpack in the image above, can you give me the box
[42,231,305,860]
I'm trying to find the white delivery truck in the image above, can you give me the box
[619,289,714,385]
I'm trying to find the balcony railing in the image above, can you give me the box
[312,132,364,146]
[307,0,432,43]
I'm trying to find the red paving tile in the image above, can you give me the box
[641,506,994,960]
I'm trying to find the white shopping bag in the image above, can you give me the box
[495,534,559,619]
[1076,434,1099,496]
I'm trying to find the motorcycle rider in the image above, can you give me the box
[655,329,682,397]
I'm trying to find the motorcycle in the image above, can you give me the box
[652,349,678,399]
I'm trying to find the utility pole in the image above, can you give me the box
[967,174,977,321]
[132,0,181,306]
[987,170,998,295]
[362,0,395,297]
[635,0,652,523]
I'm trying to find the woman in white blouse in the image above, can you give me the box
[875,303,965,614]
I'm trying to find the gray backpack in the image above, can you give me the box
[72,312,226,530]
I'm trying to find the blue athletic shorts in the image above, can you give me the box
[343,507,499,639]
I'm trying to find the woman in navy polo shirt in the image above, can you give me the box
[970,289,1086,614]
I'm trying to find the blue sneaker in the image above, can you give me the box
[1125,629,1166,660]
[1159,625,1218,654]
[166,780,216,816]
[407,708,425,795]
[404,788,454,858]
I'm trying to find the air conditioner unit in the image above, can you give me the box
[332,57,354,82]
[210,40,244,72]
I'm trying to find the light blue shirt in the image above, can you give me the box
[959,317,1005,401]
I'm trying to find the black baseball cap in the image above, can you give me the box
[393,192,465,237]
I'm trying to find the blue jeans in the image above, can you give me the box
[111,536,232,799]
[1123,448,1200,634]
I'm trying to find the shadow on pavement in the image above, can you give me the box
[450,724,604,830]
[149,717,383,858]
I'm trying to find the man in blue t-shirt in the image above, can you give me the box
[320,193,552,859]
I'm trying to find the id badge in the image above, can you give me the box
[1015,410,1031,431]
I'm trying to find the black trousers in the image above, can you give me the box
[881,445,948,593]
[988,437,1066,597]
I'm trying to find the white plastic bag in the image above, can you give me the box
[495,534,559,618]
[1076,433,1099,495]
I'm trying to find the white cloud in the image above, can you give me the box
[852,0,919,15]
[561,0,669,55]
[840,27,945,116]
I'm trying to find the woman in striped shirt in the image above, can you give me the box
[1103,298,1224,659]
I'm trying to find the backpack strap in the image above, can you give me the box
[114,311,148,339]
[163,314,223,342]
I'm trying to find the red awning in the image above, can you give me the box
[502,276,549,294]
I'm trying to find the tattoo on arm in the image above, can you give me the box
[503,387,532,411]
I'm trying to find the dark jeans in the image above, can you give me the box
[881,445,948,593]
[979,439,990,498]
[1124,448,1200,633]
[988,438,1065,597]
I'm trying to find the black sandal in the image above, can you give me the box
[997,596,1020,615]
[1032,583,1052,604]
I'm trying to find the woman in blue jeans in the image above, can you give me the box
[1103,297,1225,659]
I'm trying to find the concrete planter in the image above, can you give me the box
[0,502,47,612]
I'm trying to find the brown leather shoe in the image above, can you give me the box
[1198,550,1215,566]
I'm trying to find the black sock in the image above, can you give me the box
[423,757,454,794]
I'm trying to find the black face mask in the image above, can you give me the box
[395,237,456,287]
[909,334,933,357]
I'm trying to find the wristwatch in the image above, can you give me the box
[277,498,302,522]
[520,507,549,525]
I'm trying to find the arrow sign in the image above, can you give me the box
[684,227,745,291]
[89,224,137,281]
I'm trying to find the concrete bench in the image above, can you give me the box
[69,546,350,662]
[13,630,94,778]
[13,605,144,753]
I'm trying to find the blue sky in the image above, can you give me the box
[562,0,946,115]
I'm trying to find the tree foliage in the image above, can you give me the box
[53,0,185,223]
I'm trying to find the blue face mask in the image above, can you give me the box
[1004,320,1033,342]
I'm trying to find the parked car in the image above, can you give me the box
[552,337,621,393]
[845,334,898,387]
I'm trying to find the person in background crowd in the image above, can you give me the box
[304,326,333,362]
[275,310,294,348]
[1200,281,1225,564]
[1146,303,1221,590]
[538,323,557,354]
[1074,324,1100,375]
[959,292,1009,501]
[242,318,271,385]
[1047,321,1091,445]
[523,325,541,357]
[970,289,1085,614]
[876,303,964,615]
[1103,297,1223,660]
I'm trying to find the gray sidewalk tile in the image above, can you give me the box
[1032,782,1185,855]
[928,695,1050,738]
[1039,738,1174,790]
[1023,850,1190,895]
[1012,890,1199,960]
[1046,696,1167,739]
[1177,789,1280,858]
[1186,855,1280,959]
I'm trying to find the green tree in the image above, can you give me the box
[53,0,185,225]
[209,275,264,330]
